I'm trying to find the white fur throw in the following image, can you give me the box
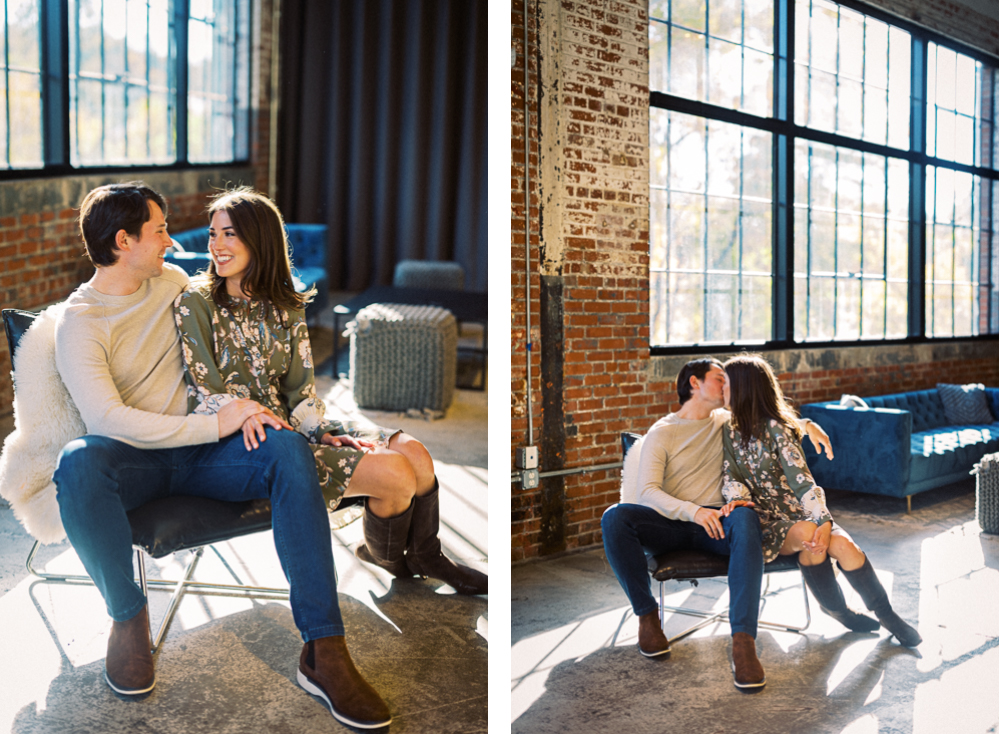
[619,434,645,504]
[0,304,85,543]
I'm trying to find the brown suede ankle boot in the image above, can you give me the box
[297,636,391,729]
[105,605,155,695]
[730,632,766,691]
[637,610,671,657]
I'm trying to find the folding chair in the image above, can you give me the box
[4,308,352,652]
[620,432,812,642]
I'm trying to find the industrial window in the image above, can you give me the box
[1,0,250,175]
[70,0,173,166]
[649,0,999,349]
[650,110,773,344]
[188,0,249,163]
[0,0,43,169]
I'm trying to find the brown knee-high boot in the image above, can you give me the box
[405,480,488,595]
[842,556,922,647]
[798,556,879,632]
[355,498,413,577]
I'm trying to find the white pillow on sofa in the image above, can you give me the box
[839,394,869,408]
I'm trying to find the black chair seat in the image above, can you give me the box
[128,496,273,559]
[650,549,800,582]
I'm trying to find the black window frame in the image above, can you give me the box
[0,0,252,181]
[649,0,999,355]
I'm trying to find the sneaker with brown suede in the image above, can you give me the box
[297,636,391,729]
[637,610,671,657]
[730,631,766,691]
[105,606,155,695]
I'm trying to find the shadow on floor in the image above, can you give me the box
[12,582,486,734]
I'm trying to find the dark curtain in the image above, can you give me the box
[277,0,488,292]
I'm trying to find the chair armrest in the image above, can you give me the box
[800,403,913,497]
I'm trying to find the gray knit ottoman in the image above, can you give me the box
[973,452,998,535]
[348,303,457,413]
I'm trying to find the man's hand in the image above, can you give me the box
[694,507,726,540]
[720,499,755,517]
[802,419,834,460]
[320,433,374,451]
[217,399,292,444]
[802,521,832,556]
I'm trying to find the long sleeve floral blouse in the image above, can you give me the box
[173,284,396,512]
[722,418,833,562]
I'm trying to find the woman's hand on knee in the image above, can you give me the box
[720,500,755,517]
[802,521,832,556]
[321,433,374,451]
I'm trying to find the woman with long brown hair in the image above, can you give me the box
[721,354,920,647]
[172,187,487,601]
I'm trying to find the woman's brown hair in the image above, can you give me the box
[201,187,315,313]
[724,353,802,450]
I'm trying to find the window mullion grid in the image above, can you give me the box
[175,0,189,163]
[948,171,955,335]
[882,156,889,336]
[702,118,709,342]
[123,0,129,160]
[666,114,673,343]
[806,145,813,338]
[100,0,106,162]
[703,0,710,342]
[145,1,150,159]
[233,0,240,159]
[738,128,745,340]
[833,148,840,337]
[4,0,10,167]
[773,0,794,344]
[859,153,865,335]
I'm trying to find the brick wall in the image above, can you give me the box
[512,0,674,562]
[511,0,1000,562]
[0,0,277,419]
[863,0,998,57]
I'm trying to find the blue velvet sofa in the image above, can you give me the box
[165,224,329,321]
[800,388,999,509]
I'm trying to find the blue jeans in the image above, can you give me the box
[53,430,344,642]
[601,503,764,637]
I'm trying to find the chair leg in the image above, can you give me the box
[655,571,813,643]
[24,538,289,655]
[148,548,203,653]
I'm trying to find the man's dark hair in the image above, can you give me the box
[676,357,725,404]
[78,182,167,266]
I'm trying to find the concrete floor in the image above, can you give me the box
[512,481,998,734]
[0,316,488,734]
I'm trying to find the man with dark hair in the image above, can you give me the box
[51,182,390,728]
[601,358,832,691]
[78,182,168,266]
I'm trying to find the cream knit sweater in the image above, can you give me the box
[620,409,730,522]
[54,263,218,449]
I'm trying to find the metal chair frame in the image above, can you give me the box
[655,568,812,643]
[24,540,289,652]
[4,307,290,653]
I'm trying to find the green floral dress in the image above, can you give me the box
[722,419,834,562]
[173,284,398,512]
